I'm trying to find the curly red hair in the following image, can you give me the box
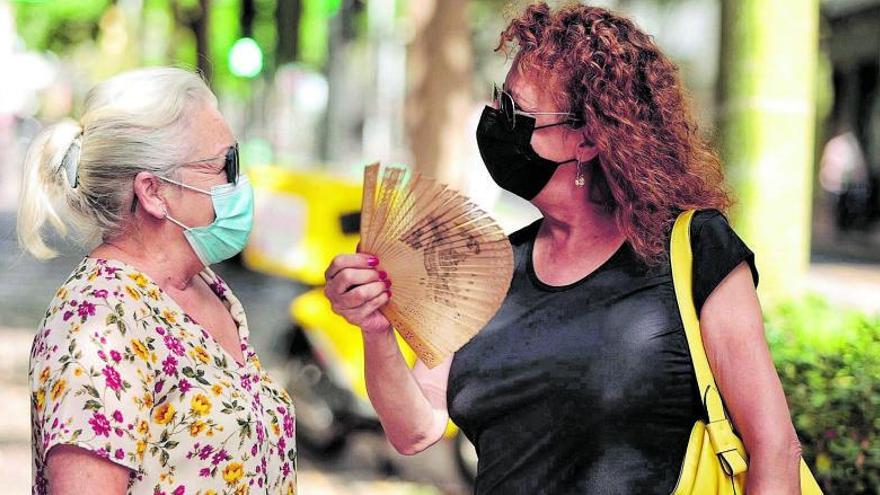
[499,2,733,266]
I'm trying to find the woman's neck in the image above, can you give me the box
[535,199,623,254]
[90,234,203,292]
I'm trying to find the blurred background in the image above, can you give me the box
[0,0,878,493]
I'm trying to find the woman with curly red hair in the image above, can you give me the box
[324,3,804,493]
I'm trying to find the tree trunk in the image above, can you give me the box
[405,0,474,187]
[172,0,212,84]
[275,0,302,66]
[718,0,820,302]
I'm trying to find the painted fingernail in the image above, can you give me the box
[367,256,379,266]
[378,270,388,280]
[384,279,392,289]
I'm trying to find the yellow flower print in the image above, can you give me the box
[204,490,217,495]
[162,309,177,324]
[127,272,149,288]
[34,389,46,412]
[74,367,83,377]
[124,285,141,301]
[190,394,212,416]
[272,422,281,436]
[189,421,207,437]
[88,269,99,281]
[136,439,146,460]
[286,480,296,495]
[38,367,50,385]
[234,483,250,495]
[131,339,149,361]
[147,287,161,301]
[222,462,244,484]
[142,391,154,409]
[193,346,210,364]
[252,356,262,370]
[211,384,224,396]
[55,286,67,299]
[153,403,176,424]
[137,419,150,435]
[50,379,66,401]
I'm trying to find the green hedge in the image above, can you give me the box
[765,295,880,494]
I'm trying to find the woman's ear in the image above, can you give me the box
[575,138,599,164]
[132,171,168,220]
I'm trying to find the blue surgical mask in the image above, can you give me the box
[159,175,254,266]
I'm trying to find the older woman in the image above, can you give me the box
[21,68,296,494]
[324,3,803,494]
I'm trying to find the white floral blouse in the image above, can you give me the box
[29,256,297,495]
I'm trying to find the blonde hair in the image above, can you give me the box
[17,67,218,259]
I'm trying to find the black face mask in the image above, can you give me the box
[475,105,577,200]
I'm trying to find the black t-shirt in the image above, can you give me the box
[447,209,758,494]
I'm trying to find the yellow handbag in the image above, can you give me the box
[669,210,823,494]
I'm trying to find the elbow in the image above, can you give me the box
[748,431,803,463]
[387,430,438,456]
[386,417,446,456]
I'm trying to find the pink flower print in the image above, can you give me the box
[114,448,125,460]
[199,468,211,477]
[256,421,265,444]
[162,355,178,376]
[283,413,294,438]
[154,380,165,394]
[97,350,108,361]
[102,365,122,392]
[62,311,74,321]
[173,486,185,495]
[155,326,166,335]
[76,301,96,319]
[178,379,192,394]
[211,449,229,465]
[109,350,122,362]
[198,445,214,460]
[112,410,124,423]
[240,374,252,391]
[164,334,185,356]
[89,412,111,437]
[209,280,227,297]
[92,289,108,299]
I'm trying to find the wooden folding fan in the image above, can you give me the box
[358,163,514,368]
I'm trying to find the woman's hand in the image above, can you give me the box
[324,253,392,335]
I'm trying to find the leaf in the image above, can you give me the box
[84,385,100,399]
[83,399,102,411]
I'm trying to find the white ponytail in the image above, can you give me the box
[16,67,218,259]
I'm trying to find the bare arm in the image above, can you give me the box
[325,253,450,455]
[46,445,131,494]
[700,262,802,495]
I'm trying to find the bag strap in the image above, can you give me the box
[670,210,749,476]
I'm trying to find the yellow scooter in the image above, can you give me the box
[241,165,477,481]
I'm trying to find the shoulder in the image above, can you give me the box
[689,208,729,234]
[32,259,148,364]
[507,218,542,247]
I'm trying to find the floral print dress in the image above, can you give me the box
[29,256,297,495]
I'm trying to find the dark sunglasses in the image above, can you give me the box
[492,83,583,130]
[184,143,240,185]
[129,143,240,212]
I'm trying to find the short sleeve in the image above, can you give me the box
[30,290,152,473]
[689,209,759,316]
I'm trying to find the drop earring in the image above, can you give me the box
[574,161,586,188]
